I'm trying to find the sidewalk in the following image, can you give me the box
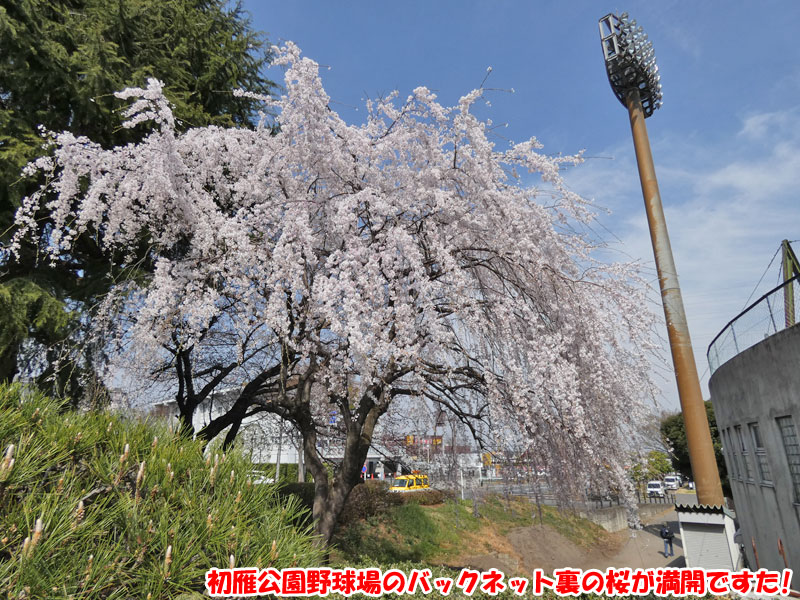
[585,506,686,570]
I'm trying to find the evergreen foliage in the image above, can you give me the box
[0,384,321,598]
[0,279,72,381]
[0,0,275,390]
[629,449,672,484]
[660,400,729,494]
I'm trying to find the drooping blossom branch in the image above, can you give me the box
[14,42,657,544]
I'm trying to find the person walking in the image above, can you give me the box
[660,522,675,557]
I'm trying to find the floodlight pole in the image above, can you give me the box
[625,87,724,507]
[599,13,723,507]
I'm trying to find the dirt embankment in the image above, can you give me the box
[451,506,681,576]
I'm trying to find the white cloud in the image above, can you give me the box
[737,109,799,142]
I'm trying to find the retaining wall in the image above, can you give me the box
[578,502,675,532]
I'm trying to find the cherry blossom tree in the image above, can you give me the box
[13,43,655,546]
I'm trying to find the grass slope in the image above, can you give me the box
[332,490,609,567]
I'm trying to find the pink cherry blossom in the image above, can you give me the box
[14,43,656,543]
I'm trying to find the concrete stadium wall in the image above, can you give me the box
[709,323,800,575]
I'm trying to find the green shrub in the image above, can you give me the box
[397,487,450,506]
[339,481,403,526]
[0,384,321,598]
[278,479,408,532]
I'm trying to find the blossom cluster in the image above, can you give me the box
[205,566,793,597]
[14,42,658,504]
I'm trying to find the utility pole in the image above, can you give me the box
[599,13,724,507]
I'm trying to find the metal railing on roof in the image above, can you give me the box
[707,274,800,375]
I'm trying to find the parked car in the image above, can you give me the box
[389,472,430,493]
[663,475,681,490]
[647,480,666,498]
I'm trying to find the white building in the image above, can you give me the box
[149,390,402,480]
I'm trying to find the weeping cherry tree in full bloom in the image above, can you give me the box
[14,43,656,545]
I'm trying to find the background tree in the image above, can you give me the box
[14,44,657,547]
[0,0,275,394]
[645,449,672,480]
[660,400,729,494]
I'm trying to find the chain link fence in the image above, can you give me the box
[445,479,678,515]
[707,274,800,374]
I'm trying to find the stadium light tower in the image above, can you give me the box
[599,14,724,507]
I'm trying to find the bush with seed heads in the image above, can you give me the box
[0,384,321,598]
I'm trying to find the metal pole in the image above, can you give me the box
[751,537,760,569]
[275,421,283,481]
[783,240,796,327]
[778,537,789,569]
[767,296,778,334]
[625,88,724,507]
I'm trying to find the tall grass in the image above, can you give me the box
[0,384,321,598]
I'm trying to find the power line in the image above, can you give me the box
[740,245,781,311]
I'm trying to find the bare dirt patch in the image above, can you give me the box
[445,506,677,576]
[454,524,625,576]
[440,525,524,574]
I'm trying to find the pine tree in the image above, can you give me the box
[0,0,275,393]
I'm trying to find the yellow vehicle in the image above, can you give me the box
[389,472,430,492]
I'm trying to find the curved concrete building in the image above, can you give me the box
[709,322,800,574]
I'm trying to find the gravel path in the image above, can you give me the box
[585,507,686,571]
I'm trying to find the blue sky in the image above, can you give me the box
[246,1,800,412]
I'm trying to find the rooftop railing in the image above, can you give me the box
[707,274,800,374]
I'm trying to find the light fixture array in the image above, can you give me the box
[598,13,663,117]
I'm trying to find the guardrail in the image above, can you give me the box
[707,274,800,374]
